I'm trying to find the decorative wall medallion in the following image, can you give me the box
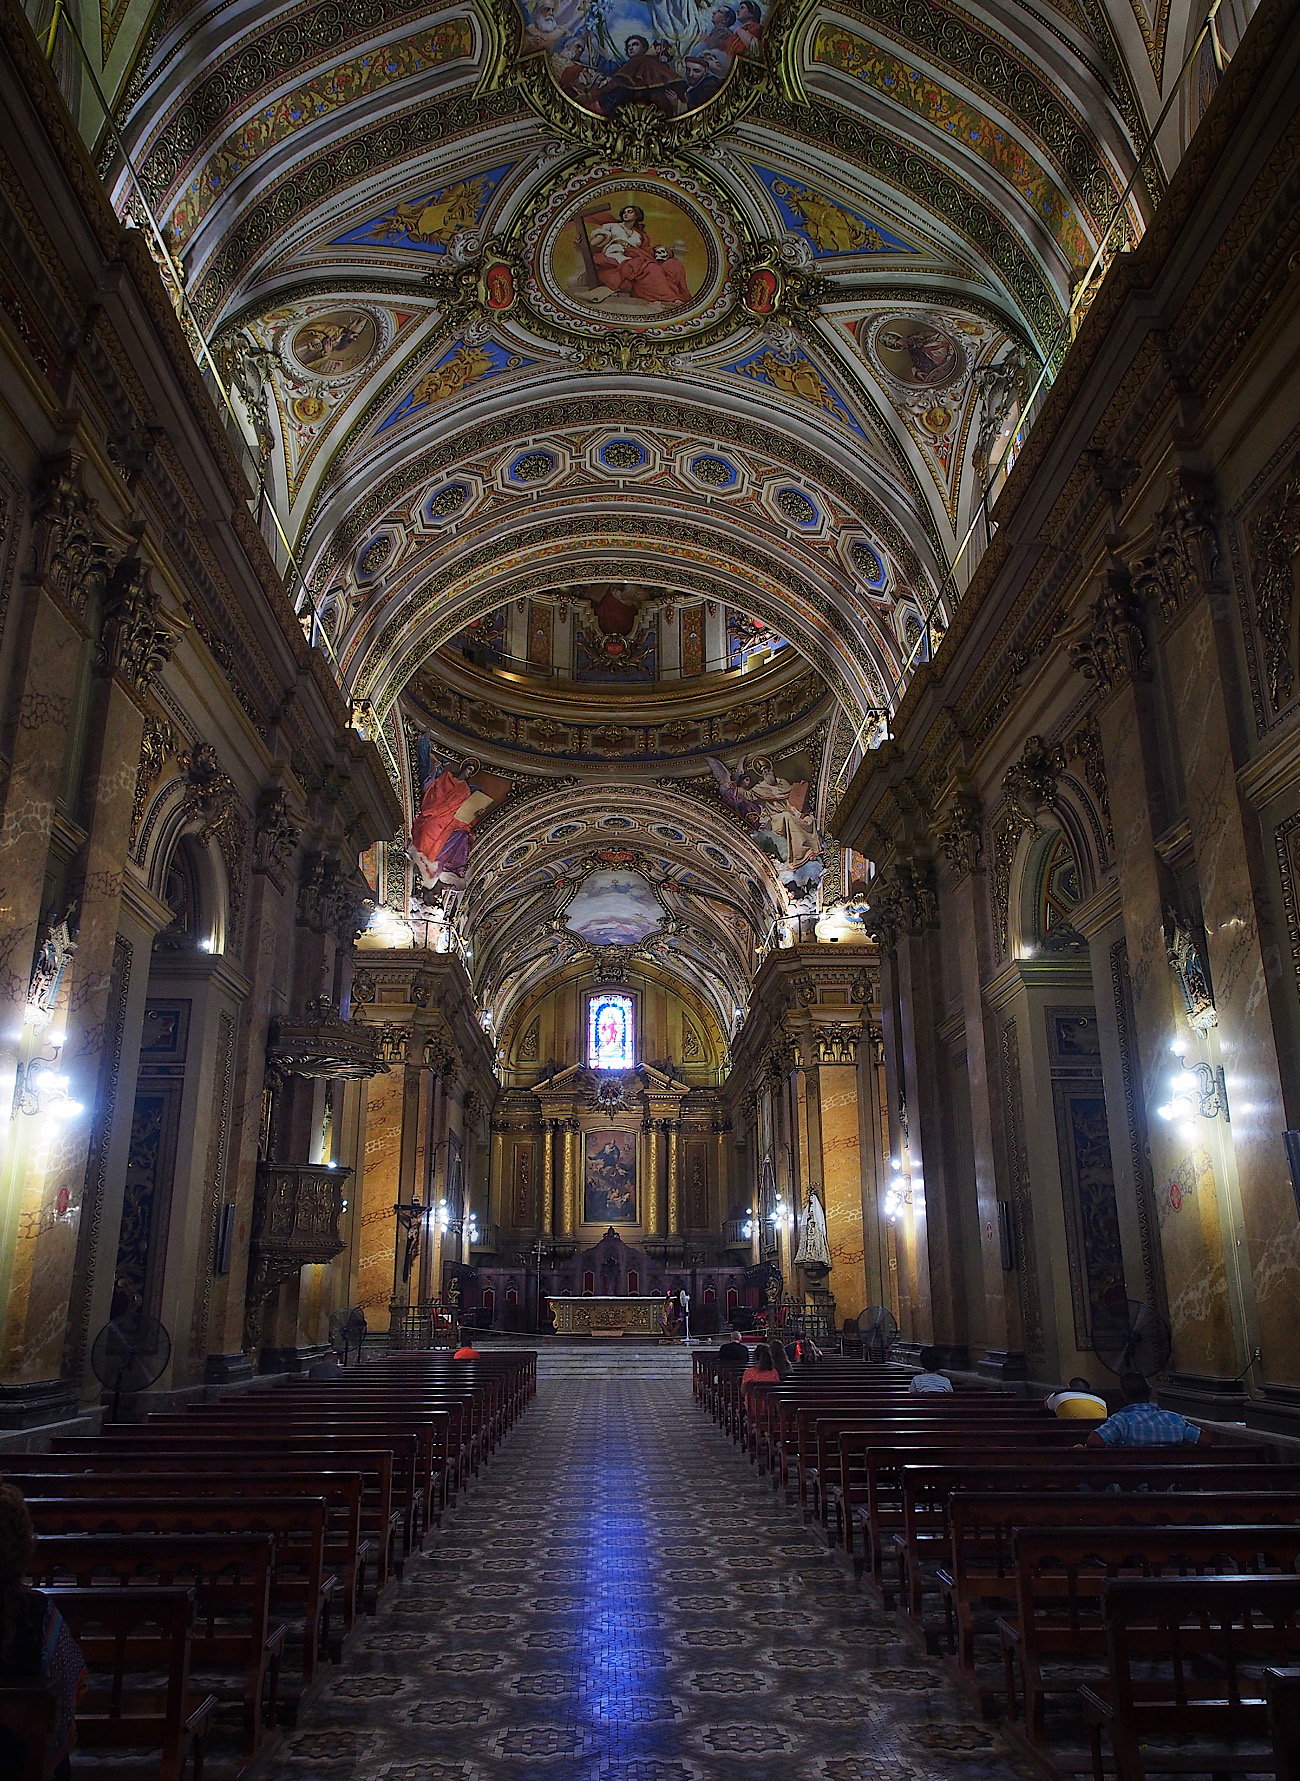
[285,309,380,380]
[526,169,735,337]
[866,314,964,391]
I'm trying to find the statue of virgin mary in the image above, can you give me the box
[793,1188,832,1271]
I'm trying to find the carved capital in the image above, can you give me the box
[1132,470,1222,622]
[937,791,984,877]
[30,460,115,617]
[862,859,937,950]
[296,850,373,944]
[253,788,303,880]
[814,1023,859,1064]
[97,559,177,697]
[1069,557,1150,693]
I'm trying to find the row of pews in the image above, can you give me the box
[694,1351,1300,1781]
[0,1347,536,1781]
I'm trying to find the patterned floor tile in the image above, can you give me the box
[252,1371,1033,1781]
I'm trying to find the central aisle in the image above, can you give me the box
[266,1363,1025,1780]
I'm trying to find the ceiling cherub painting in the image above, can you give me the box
[708,750,823,887]
[410,736,511,890]
[519,0,764,118]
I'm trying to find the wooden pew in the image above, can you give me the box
[32,1532,282,1761]
[906,1464,1300,1624]
[27,1497,331,1692]
[936,1484,1300,1694]
[819,1432,1107,1580]
[5,1462,373,1631]
[998,1525,1300,1743]
[800,1406,1088,1515]
[51,1437,402,1585]
[1081,1577,1300,1781]
[49,1586,216,1781]
[169,1406,450,1536]
[0,1684,56,1781]
[835,1436,1267,1576]
[1267,1668,1300,1781]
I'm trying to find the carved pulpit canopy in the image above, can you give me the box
[267,995,392,1080]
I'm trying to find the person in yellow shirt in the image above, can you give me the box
[1045,1376,1108,1418]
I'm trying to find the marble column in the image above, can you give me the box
[1072,552,1239,1396]
[389,1061,425,1315]
[562,1121,579,1238]
[943,810,1025,1374]
[641,1119,659,1235]
[541,1120,555,1238]
[666,1120,680,1235]
[1149,480,1294,1407]
[0,464,118,1422]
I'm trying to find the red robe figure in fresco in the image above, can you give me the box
[411,737,491,885]
[587,206,692,306]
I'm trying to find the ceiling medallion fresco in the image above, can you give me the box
[478,0,814,154]
[423,159,829,369]
[526,168,732,336]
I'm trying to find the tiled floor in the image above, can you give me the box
[262,1366,1031,1781]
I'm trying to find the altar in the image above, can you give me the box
[547,1296,664,1337]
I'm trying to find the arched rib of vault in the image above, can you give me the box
[347,520,896,732]
[300,391,944,611]
[805,1,1148,250]
[295,349,947,567]
[461,784,787,1035]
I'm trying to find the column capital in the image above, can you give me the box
[1130,468,1222,625]
[936,789,984,879]
[96,558,178,702]
[1068,554,1150,694]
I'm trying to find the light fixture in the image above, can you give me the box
[436,1198,450,1233]
[13,1031,82,1120]
[1156,1059,1230,1123]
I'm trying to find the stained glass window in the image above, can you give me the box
[588,993,634,1070]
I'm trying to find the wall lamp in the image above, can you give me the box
[13,1027,83,1121]
[1156,1060,1230,1129]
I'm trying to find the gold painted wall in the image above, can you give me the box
[819,1063,868,1315]
[357,1069,404,1315]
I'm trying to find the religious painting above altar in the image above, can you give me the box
[584,1128,638,1223]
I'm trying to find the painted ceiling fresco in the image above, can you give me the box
[95,0,1179,1022]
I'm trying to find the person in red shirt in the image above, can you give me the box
[453,1336,480,1359]
[741,1342,780,1404]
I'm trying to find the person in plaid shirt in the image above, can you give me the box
[1086,1372,1210,1447]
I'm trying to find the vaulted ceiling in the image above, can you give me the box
[78,0,1190,1028]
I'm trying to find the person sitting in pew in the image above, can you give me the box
[770,1338,792,1380]
[1045,1375,1108,1418]
[453,1335,481,1360]
[307,1350,344,1378]
[718,1334,750,1367]
[1085,1372,1209,1446]
[0,1485,86,1781]
[741,1344,780,1403]
[909,1346,954,1393]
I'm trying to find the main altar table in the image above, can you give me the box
[548,1296,664,1336]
